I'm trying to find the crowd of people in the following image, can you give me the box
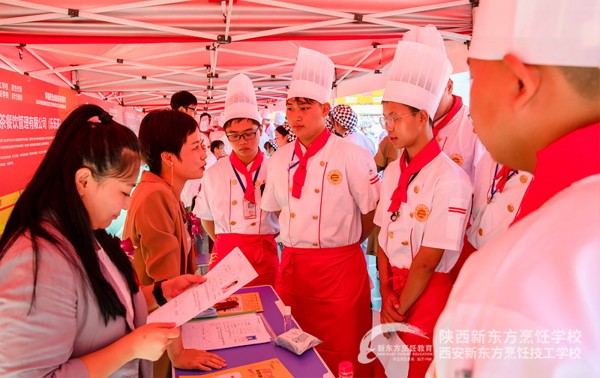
[0,0,597,377]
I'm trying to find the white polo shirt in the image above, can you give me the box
[434,102,485,182]
[467,151,533,249]
[196,156,279,235]
[261,136,380,248]
[374,152,473,273]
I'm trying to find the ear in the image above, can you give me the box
[503,53,541,110]
[321,102,331,117]
[447,79,454,94]
[418,109,429,126]
[75,168,93,196]
[161,151,174,166]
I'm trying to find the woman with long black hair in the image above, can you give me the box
[0,104,205,377]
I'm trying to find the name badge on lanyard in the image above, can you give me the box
[243,199,257,219]
[232,165,261,220]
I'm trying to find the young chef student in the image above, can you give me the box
[197,73,279,287]
[374,26,473,378]
[261,47,381,376]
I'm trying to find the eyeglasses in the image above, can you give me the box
[226,129,259,142]
[184,105,197,113]
[379,111,418,128]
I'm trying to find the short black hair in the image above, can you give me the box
[170,91,197,110]
[223,118,261,131]
[139,109,198,174]
[210,140,225,153]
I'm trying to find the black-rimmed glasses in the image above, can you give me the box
[226,129,259,142]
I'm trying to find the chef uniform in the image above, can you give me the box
[431,1,600,377]
[197,74,279,287]
[261,47,380,377]
[374,26,473,378]
[404,25,485,182]
[466,151,532,249]
[432,96,484,182]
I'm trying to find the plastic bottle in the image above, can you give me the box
[283,306,292,332]
[338,361,354,378]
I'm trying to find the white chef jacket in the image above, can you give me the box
[432,174,600,377]
[467,151,533,249]
[434,101,485,182]
[196,156,279,235]
[374,152,473,272]
[345,132,377,156]
[261,136,380,248]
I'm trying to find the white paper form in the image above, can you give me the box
[147,247,258,326]
[182,313,273,350]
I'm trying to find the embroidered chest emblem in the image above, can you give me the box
[449,153,464,166]
[414,204,430,222]
[327,169,343,185]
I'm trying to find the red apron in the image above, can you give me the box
[277,243,372,377]
[390,267,453,378]
[210,233,278,287]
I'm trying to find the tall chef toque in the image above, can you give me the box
[224,74,261,124]
[287,47,335,104]
[382,26,453,119]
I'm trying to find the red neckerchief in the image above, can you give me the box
[229,151,264,204]
[433,95,463,137]
[513,122,600,223]
[495,164,517,193]
[388,138,441,213]
[292,128,331,199]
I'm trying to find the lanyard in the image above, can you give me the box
[489,163,517,200]
[232,166,261,194]
[389,172,420,222]
[288,149,299,171]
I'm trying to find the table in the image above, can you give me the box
[174,285,331,378]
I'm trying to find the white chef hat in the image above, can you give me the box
[402,24,453,72]
[260,108,270,121]
[469,0,600,67]
[199,115,210,132]
[288,47,334,104]
[274,111,286,126]
[224,74,261,124]
[383,27,452,118]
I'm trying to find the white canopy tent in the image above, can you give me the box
[0,0,473,113]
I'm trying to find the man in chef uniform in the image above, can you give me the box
[261,47,380,376]
[417,25,485,183]
[465,150,532,251]
[374,25,473,378]
[197,74,280,287]
[430,0,600,377]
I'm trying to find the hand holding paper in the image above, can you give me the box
[147,248,258,326]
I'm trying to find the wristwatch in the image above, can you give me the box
[153,280,168,306]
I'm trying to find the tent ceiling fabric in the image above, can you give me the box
[0,0,473,113]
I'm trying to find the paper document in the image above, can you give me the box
[182,313,273,350]
[147,247,258,326]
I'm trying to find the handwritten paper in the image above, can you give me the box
[147,247,258,326]
[182,313,272,350]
